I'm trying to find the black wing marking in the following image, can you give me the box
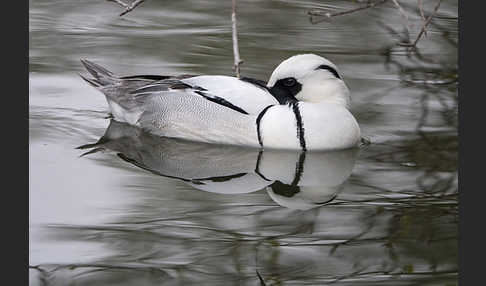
[194,91,249,115]
[129,78,249,115]
[129,80,206,96]
[121,74,198,81]
[121,75,172,81]
[240,77,269,91]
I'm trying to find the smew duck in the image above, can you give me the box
[80,54,360,151]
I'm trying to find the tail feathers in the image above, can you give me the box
[80,59,118,87]
[78,72,103,87]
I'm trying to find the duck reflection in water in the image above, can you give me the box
[78,120,359,210]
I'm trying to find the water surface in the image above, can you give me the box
[29,0,458,285]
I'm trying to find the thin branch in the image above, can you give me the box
[308,0,389,24]
[391,0,410,24]
[417,0,426,21]
[411,0,442,46]
[417,0,427,36]
[107,0,129,8]
[391,0,411,35]
[308,0,444,49]
[231,0,243,78]
[397,0,442,47]
[106,0,146,16]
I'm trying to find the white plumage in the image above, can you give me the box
[80,54,361,151]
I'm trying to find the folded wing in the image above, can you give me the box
[130,75,278,116]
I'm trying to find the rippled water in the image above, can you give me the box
[29,0,458,285]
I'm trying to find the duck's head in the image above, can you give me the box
[267,54,350,108]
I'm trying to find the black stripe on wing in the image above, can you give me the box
[129,78,250,115]
[194,91,249,115]
[121,74,198,81]
[240,77,269,91]
[121,75,172,81]
[130,79,207,95]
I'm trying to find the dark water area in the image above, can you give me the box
[29,0,458,285]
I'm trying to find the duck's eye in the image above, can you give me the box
[283,78,296,87]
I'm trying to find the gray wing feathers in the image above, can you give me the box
[181,76,278,115]
[80,60,202,125]
[137,91,259,147]
[79,61,266,145]
[80,59,116,87]
[80,60,154,124]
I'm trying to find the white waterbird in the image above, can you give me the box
[80,54,361,151]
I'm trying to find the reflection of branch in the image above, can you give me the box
[256,270,267,285]
[328,209,377,254]
[30,263,170,277]
[328,269,457,283]
[107,0,146,16]
[232,0,243,78]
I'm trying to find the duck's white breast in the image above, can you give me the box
[259,105,301,150]
[299,102,361,150]
[258,102,360,150]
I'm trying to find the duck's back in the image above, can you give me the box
[80,60,279,147]
[134,75,283,147]
[137,89,262,147]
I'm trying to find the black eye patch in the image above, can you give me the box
[269,77,301,104]
[315,64,341,79]
[283,78,296,87]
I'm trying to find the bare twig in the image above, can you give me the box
[106,0,146,16]
[417,0,427,36]
[231,0,243,78]
[417,0,426,21]
[107,0,129,8]
[391,0,411,32]
[310,0,443,49]
[397,0,442,47]
[391,0,410,23]
[308,0,389,24]
[411,0,442,46]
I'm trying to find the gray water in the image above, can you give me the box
[29,0,458,285]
